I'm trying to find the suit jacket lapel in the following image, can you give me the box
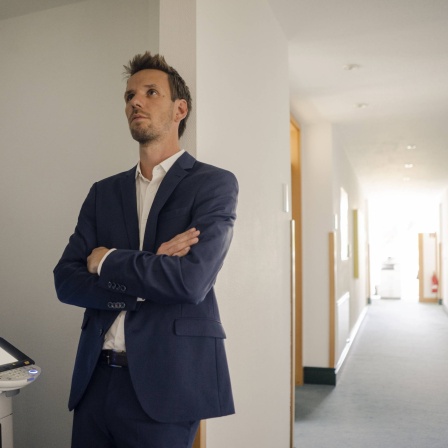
[143,152,196,251]
[120,166,140,250]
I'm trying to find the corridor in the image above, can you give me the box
[295,299,448,448]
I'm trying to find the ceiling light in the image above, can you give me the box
[356,103,369,109]
[404,163,414,168]
[406,145,416,150]
[344,64,361,71]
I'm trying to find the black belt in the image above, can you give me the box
[100,350,128,368]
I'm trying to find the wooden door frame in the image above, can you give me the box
[290,118,303,386]
[290,118,303,447]
[192,421,206,448]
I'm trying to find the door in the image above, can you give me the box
[418,232,439,303]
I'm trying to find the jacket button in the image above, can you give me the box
[120,285,127,292]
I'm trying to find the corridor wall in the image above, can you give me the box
[301,122,368,374]
[196,1,292,446]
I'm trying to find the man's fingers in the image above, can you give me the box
[156,228,200,256]
[169,237,198,254]
[164,236,198,255]
[170,228,199,244]
[172,247,191,257]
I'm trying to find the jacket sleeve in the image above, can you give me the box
[97,170,238,305]
[53,184,139,311]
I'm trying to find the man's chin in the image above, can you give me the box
[130,130,156,145]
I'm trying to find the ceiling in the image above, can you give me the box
[268,0,448,199]
[3,1,448,199]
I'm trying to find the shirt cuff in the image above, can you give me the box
[97,248,117,275]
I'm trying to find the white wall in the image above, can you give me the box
[196,1,292,446]
[300,122,367,369]
[301,123,334,367]
[0,1,159,446]
[333,131,368,331]
[159,0,197,154]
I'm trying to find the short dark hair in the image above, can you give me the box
[123,52,192,138]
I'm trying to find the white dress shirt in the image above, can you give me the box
[100,150,185,352]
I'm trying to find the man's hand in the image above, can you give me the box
[86,229,199,275]
[157,228,200,257]
[87,247,110,274]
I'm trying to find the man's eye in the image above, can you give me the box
[125,93,134,102]
[147,89,157,96]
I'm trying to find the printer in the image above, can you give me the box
[0,337,41,448]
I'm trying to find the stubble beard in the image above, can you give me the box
[130,124,159,145]
[129,107,174,145]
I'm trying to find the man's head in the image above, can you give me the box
[123,52,191,139]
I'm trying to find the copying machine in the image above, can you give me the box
[0,337,41,448]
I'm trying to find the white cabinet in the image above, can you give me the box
[379,267,401,299]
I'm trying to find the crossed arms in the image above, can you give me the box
[54,169,238,310]
[86,228,200,274]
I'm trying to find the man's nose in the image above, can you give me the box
[130,94,143,108]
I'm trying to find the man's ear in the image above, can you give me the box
[174,99,188,122]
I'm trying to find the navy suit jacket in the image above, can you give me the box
[54,151,238,422]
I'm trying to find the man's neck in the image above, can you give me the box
[138,140,181,180]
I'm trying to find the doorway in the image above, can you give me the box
[368,195,439,303]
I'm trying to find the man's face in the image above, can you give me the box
[124,69,176,144]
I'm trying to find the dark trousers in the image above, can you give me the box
[72,363,199,448]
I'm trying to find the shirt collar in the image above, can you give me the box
[135,149,185,180]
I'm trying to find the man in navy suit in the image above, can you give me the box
[54,52,238,448]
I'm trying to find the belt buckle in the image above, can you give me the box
[106,352,122,368]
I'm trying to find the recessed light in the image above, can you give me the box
[406,145,416,150]
[356,103,369,109]
[344,64,361,71]
[404,163,414,168]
